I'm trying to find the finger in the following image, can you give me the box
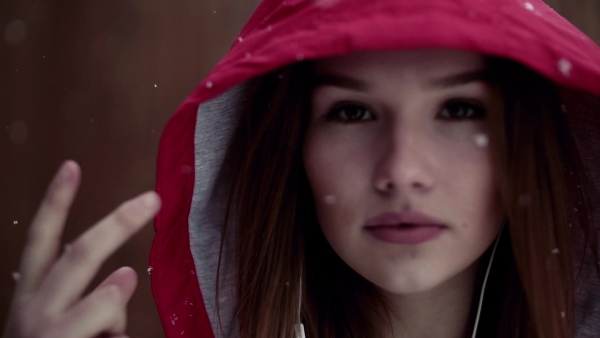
[93,266,138,299]
[53,282,131,338]
[3,269,137,338]
[17,160,81,295]
[62,267,137,338]
[37,191,160,314]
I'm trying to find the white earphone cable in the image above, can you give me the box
[471,223,505,338]
[293,224,504,338]
[294,267,306,338]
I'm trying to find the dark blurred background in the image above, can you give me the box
[0,0,598,337]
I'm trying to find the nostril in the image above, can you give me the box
[374,179,395,193]
[411,181,426,189]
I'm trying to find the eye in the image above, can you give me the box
[325,103,375,123]
[437,100,487,120]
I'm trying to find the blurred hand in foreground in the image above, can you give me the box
[3,161,160,338]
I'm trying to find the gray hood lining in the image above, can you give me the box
[190,84,247,338]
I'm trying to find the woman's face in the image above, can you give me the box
[303,49,505,295]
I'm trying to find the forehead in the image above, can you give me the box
[314,49,485,79]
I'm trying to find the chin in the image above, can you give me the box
[370,273,444,295]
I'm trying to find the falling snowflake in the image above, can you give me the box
[12,272,20,281]
[552,248,560,254]
[557,58,572,77]
[560,104,568,113]
[171,314,179,326]
[13,220,18,225]
[473,134,489,148]
[205,81,213,89]
[237,36,244,42]
[4,19,28,45]
[524,2,534,11]
[147,266,153,274]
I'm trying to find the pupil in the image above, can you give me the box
[347,107,362,119]
[450,103,468,117]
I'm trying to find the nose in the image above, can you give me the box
[373,126,435,195]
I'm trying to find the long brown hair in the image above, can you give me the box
[475,58,598,337]
[216,56,598,338]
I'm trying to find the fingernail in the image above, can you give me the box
[56,161,73,183]
[138,191,158,209]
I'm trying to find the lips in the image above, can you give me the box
[364,210,446,227]
[364,211,447,244]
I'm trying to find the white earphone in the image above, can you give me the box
[471,223,505,338]
[294,223,505,338]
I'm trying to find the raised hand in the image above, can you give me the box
[3,161,161,338]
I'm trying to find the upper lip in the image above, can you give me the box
[364,211,447,227]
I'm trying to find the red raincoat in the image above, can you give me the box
[150,0,600,337]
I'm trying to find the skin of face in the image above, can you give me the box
[303,49,506,296]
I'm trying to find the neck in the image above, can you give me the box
[383,262,480,338]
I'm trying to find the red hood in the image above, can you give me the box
[191,0,600,102]
[151,0,600,337]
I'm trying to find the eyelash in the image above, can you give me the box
[323,99,487,123]
[324,101,375,123]
[438,99,487,120]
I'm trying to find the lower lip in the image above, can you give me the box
[365,225,446,244]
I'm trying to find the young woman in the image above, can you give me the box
[4,0,600,337]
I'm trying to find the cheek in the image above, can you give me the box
[303,129,370,200]
[303,135,337,200]
[302,131,371,234]
[438,143,504,230]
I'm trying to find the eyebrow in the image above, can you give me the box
[429,69,490,89]
[312,69,490,91]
